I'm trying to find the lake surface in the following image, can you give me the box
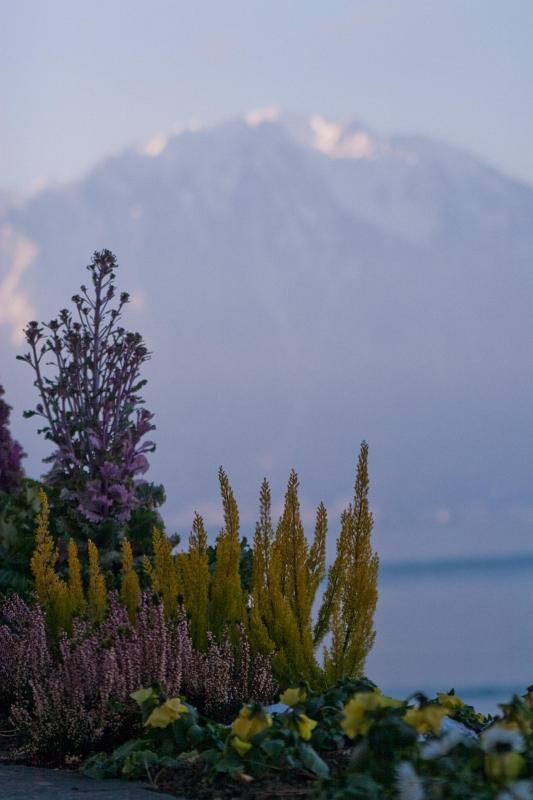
[364,554,533,715]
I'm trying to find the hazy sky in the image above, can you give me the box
[2,0,532,194]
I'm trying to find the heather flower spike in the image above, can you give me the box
[0,591,276,760]
[17,250,155,525]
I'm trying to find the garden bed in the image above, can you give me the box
[1,251,530,800]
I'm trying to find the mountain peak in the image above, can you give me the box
[1,104,533,568]
[308,115,379,160]
[240,108,419,165]
[134,109,415,167]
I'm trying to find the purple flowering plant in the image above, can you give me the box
[17,251,156,529]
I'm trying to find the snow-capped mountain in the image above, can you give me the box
[1,112,533,561]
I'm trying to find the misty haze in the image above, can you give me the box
[1,5,532,795]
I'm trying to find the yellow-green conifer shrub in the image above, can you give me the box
[209,468,245,640]
[128,443,377,688]
[30,489,71,635]
[320,442,379,682]
[87,539,107,623]
[120,537,141,623]
[143,527,181,618]
[264,472,324,684]
[67,538,86,615]
[31,490,58,608]
[49,580,72,636]
[307,502,327,607]
[248,442,378,686]
[180,512,210,649]
[249,475,326,683]
[249,479,275,655]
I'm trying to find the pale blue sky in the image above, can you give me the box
[1,0,532,192]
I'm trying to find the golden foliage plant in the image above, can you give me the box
[180,512,210,649]
[143,527,181,618]
[28,445,378,685]
[67,538,86,615]
[31,489,58,607]
[87,539,107,623]
[250,472,326,684]
[121,537,141,623]
[320,442,379,682]
[248,441,378,686]
[30,490,72,635]
[248,479,275,655]
[209,468,245,640]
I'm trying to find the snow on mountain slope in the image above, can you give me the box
[1,113,533,561]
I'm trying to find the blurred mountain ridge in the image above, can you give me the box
[1,110,533,561]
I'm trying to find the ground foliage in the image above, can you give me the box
[0,384,25,495]
[81,681,533,800]
[0,478,41,597]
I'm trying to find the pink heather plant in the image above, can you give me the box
[0,592,276,763]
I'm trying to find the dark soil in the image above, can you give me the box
[153,751,351,799]
[155,763,317,799]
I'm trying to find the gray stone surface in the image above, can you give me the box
[0,764,178,800]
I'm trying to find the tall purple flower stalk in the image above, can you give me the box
[0,384,25,494]
[17,250,155,524]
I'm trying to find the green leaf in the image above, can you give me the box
[187,723,205,746]
[285,752,300,769]
[157,755,188,769]
[83,752,118,779]
[260,738,285,759]
[305,695,325,716]
[213,753,243,778]
[341,774,382,799]
[111,738,144,761]
[121,750,159,779]
[297,743,330,778]
[130,687,156,707]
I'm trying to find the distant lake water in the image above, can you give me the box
[363,554,533,715]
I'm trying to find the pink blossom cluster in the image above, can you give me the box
[0,592,276,762]
[180,624,277,721]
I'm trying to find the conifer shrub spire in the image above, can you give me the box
[17,250,155,526]
[30,489,71,635]
[67,538,86,615]
[249,479,276,655]
[180,512,210,649]
[319,441,379,681]
[87,539,107,623]
[209,467,246,640]
[120,537,140,623]
[143,527,181,618]
[249,442,378,686]
[267,470,323,683]
[0,383,25,494]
